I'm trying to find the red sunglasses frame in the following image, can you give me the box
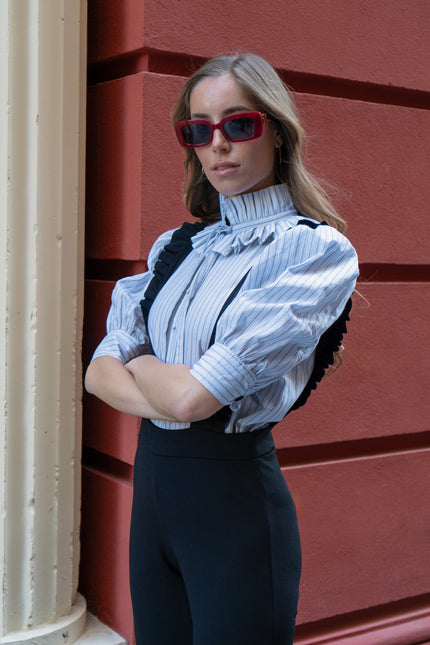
[175,111,270,148]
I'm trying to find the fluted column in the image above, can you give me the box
[0,2,124,644]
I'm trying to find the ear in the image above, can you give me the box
[273,129,283,149]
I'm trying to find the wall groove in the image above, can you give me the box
[82,446,133,484]
[87,49,430,111]
[85,259,147,282]
[294,593,430,644]
[359,264,430,283]
[277,431,430,468]
[81,431,430,473]
[277,71,430,111]
[85,260,430,284]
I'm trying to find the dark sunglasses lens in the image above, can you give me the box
[224,117,256,141]
[182,123,211,146]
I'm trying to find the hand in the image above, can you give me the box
[84,355,174,419]
[126,355,191,395]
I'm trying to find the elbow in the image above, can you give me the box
[84,361,98,395]
[168,394,196,424]
[84,364,93,394]
[172,407,207,425]
[168,387,223,424]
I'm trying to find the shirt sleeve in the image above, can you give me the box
[90,229,175,364]
[190,223,359,405]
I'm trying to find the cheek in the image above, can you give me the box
[194,149,208,169]
[254,141,276,175]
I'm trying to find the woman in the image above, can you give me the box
[85,53,359,645]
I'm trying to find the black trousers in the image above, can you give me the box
[129,419,302,645]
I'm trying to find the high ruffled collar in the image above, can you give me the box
[220,183,295,225]
[192,184,300,256]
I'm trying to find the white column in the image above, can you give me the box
[0,2,125,644]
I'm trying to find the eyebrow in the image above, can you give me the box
[190,105,252,119]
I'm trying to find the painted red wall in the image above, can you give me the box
[80,2,430,643]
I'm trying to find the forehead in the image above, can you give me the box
[189,73,254,117]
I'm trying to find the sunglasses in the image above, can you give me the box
[175,111,270,148]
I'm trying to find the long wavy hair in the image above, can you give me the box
[172,53,346,232]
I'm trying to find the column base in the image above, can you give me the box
[0,596,86,645]
[0,595,124,645]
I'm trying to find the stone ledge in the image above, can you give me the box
[74,613,127,645]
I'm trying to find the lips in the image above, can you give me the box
[211,162,240,174]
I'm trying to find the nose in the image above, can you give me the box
[211,127,230,151]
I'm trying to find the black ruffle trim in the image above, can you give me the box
[288,297,352,413]
[140,222,205,328]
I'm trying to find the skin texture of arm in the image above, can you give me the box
[84,355,223,423]
[125,355,224,423]
[85,356,179,420]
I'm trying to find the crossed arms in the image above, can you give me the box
[84,355,223,423]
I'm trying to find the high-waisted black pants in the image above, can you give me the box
[129,419,302,645]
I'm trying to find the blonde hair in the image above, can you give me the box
[172,53,346,232]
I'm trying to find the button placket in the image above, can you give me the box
[165,255,213,364]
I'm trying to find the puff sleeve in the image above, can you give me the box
[189,223,359,405]
[90,229,175,364]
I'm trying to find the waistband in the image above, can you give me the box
[141,418,275,460]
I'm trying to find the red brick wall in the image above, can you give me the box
[80,2,430,643]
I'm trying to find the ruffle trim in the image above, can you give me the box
[288,298,352,413]
[140,222,205,328]
[192,215,297,256]
[190,185,299,257]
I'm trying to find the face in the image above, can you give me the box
[189,73,280,197]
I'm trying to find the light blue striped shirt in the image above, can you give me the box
[92,183,359,432]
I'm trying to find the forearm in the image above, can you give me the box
[84,356,179,420]
[126,355,223,423]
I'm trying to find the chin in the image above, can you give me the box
[230,183,273,197]
[213,180,259,196]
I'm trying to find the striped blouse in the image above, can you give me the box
[92,183,359,432]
